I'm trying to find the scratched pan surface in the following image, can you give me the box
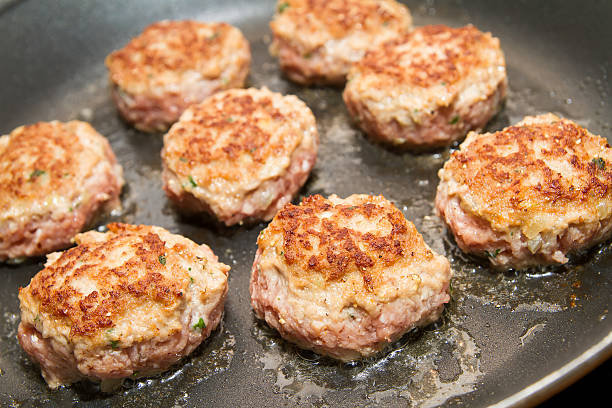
[0,0,611,406]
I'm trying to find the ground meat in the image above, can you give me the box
[250,194,451,361]
[106,20,251,132]
[0,121,124,262]
[436,114,612,269]
[18,223,229,390]
[161,87,318,226]
[343,24,507,149]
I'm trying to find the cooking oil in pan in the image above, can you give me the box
[251,306,482,407]
[2,8,611,406]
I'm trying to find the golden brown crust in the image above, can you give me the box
[19,223,217,339]
[0,121,117,216]
[271,0,409,40]
[1,122,79,207]
[167,93,291,173]
[106,21,248,94]
[442,114,612,234]
[354,25,501,88]
[162,87,317,188]
[270,0,411,86]
[258,194,433,290]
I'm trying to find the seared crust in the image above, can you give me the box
[251,194,451,360]
[28,226,182,337]
[0,121,124,261]
[0,122,118,214]
[162,87,318,226]
[344,25,507,147]
[106,21,249,95]
[265,194,431,289]
[443,114,612,233]
[437,114,612,268]
[20,223,229,341]
[356,25,499,88]
[270,0,412,85]
[106,20,251,131]
[18,223,229,388]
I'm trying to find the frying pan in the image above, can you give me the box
[0,0,611,406]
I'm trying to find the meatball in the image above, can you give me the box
[18,223,230,390]
[343,25,507,149]
[161,87,319,226]
[269,0,412,86]
[250,194,451,361]
[0,121,124,262]
[105,20,251,132]
[436,114,612,269]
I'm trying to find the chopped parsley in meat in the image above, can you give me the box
[29,169,46,180]
[484,249,501,258]
[193,318,206,330]
[278,2,290,13]
[592,157,606,170]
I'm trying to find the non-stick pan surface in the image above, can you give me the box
[1,1,611,407]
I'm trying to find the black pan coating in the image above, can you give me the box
[0,1,611,407]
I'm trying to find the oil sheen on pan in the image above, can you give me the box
[0,0,611,407]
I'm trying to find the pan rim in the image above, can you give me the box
[492,332,612,407]
[1,0,611,406]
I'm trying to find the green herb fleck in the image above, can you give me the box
[414,108,419,113]
[159,254,166,265]
[193,317,206,330]
[226,117,235,123]
[484,249,501,258]
[179,157,188,163]
[347,206,357,210]
[592,157,606,170]
[280,251,284,256]
[382,21,389,27]
[109,340,120,349]
[29,169,46,180]
[278,2,290,13]
[208,32,219,40]
[68,207,74,212]
[303,52,312,59]
[440,81,447,86]
[449,115,460,125]
[34,314,41,325]
[190,276,195,284]
[188,175,198,188]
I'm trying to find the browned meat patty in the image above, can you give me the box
[436,114,612,269]
[18,223,230,390]
[250,194,451,361]
[343,24,507,149]
[161,87,319,226]
[106,20,251,132]
[269,0,412,85]
[0,121,124,262]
